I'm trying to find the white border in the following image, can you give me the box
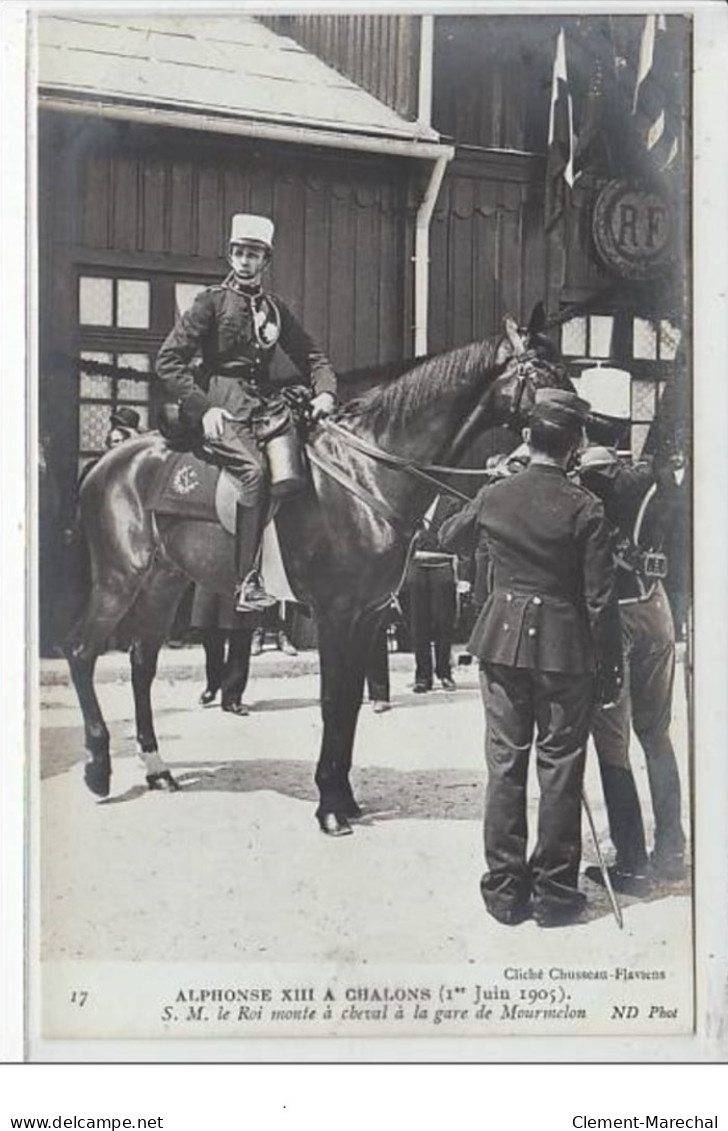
[3,0,728,1070]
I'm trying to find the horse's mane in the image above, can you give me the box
[339,340,495,432]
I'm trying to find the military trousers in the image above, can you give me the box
[591,582,685,869]
[479,662,595,918]
[365,624,390,704]
[201,626,254,708]
[408,560,457,686]
[202,417,266,507]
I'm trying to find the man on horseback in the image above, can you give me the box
[156,213,337,611]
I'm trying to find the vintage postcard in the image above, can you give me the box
[7,0,728,1062]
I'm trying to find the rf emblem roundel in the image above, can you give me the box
[592,180,672,281]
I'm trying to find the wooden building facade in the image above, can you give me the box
[37,11,691,649]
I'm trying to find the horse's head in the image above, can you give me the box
[489,305,575,431]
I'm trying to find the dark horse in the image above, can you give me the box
[65,317,571,835]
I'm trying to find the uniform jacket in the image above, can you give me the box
[462,463,622,674]
[438,483,492,607]
[579,455,675,602]
[156,274,337,426]
[406,495,464,583]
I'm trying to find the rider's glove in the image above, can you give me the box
[310,392,336,421]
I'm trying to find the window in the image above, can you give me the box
[75,270,216,475]
[630,378,667,458]
[78,350,151,474]
[78,275,151,329]
[175,282,207,317]
[632,317,681,362]
[561,314,614,359]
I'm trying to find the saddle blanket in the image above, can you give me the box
[146,450,296,601]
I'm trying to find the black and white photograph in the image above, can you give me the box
[4,0,727,1064]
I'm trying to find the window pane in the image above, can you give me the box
[79,402,112,451]
[633,317,658,360]
[130,404,149,430]
[117,379,149,402]
[175,282,207,317]
[79,276,113,326]
[660,320,681,361]
[79,351,113,399]
[117,279,150,328]
[632,379,656,422]
[117,353,150,401]
[589,315,613,358]
[561,317,587,356]
[631,423,650,459]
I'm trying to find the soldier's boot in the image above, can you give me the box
[586,763,652,895]
[646,749,687,881]
[277,630,297,656]
[233,502,277,613]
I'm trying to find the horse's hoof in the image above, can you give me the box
[84,762,111,798]
[317,812,353,837]
[147,771,180,792]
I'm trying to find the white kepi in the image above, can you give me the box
[572,365,631,420]
[229,213,275,248]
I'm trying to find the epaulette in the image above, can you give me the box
[569,478,603,506]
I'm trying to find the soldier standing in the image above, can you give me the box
[156,213,337,612]
[578,445,687,891]
[466,389,622,928]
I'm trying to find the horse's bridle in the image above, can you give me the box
[306,343,569,539]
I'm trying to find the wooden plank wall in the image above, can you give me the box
[38,113,413,518]
[428,154,547,352]
[260,14,420,121]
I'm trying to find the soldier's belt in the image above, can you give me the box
[615,543,668,579]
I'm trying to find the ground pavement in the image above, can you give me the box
[37,645,691,969]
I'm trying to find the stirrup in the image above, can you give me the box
[234,571,277,613]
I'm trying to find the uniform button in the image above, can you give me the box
[528,627,537,637]
[503,623,509,631]
[532,596,542,606]
[506,593,513,602]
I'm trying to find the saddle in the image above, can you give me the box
[147,398,309,601]
[145,448,242,534]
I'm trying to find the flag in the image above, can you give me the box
[632,15,679,173]
[544,27,575,231]
[573,58,606,180]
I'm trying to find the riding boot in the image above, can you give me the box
[598,762,650,875]
[234,501,277,612]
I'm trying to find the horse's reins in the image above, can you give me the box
[317,420,489,502]
[305,351,539,535]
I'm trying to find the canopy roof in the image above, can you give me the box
[37,13,443,151]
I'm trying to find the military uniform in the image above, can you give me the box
[191,586,255,713]
[580,449,686,881]
[156,273,336,501]
[466,391,622,926]
[155,213,337,609]
[406,496,462,691]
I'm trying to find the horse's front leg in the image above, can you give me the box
[315,609,379,836]
[130,637,179,791]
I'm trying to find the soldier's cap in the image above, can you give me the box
[578,444,618,471]
[229,214,274,249]
[531,387,591,428]
[110,406,141,431]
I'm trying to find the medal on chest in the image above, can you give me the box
[251,295,281,347]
